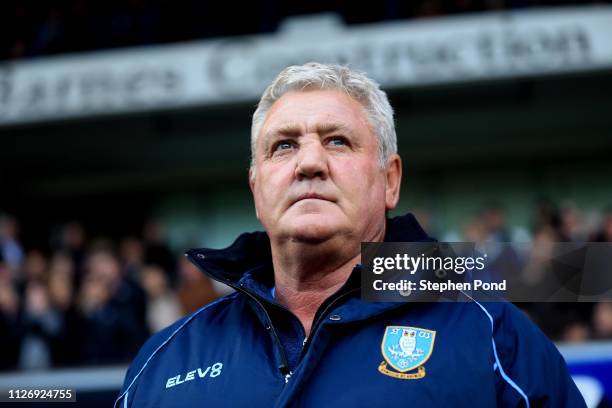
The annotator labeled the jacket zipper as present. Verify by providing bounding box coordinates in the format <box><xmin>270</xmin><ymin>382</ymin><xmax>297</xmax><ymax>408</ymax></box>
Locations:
<box><xmin>188</xmin><ymin>253</ymin><xmax>362</xmax><ymax>383</ymax></box>
<box><xmin>239</xmin><ymin>284</ymin><xmax>293</xmax><ymax>381</ymax></box>
<box><xmin>299</xmin><ymin>287</ymin><xmax>360</xmax><ymax>361</ymax></box>
<box><xmin>186</xmin><ymin>254</ymin><xmax>292</xmax><ymax>382</ymax></box>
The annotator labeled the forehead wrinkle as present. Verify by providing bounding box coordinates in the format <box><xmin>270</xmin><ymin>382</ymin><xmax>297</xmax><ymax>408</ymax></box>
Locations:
<box><xmin>263</xmin><ymin>122</ymin><xmax>302</xmax><ymax>140</ymax></box>
<box><xmin>315</xmin><ymin>122</ymin><xmax>352</xmax><ymax>136</ymax></box>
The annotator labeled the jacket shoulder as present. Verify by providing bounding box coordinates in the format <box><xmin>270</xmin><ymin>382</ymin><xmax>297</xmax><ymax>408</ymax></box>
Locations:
<box><xmin>471</xmin><ymin>301</ymin><xmax>585</xmax><ymax>407</ymax></box>
<box><xmin>116</xmin><ymin>293</ymin><xmax>240</xmax><ymax>405</ymax></box>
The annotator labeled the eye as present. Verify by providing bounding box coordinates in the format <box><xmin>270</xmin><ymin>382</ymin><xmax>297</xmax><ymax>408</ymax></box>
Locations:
<box><xmin>272</xmin><ymin>140</ymin><xmax>295</xmax><ymax>154</ymax></box>
<box><xmin>327</xmin><ymin>136</ymin><xmax>348</xmax><ymax>147</ymax></box>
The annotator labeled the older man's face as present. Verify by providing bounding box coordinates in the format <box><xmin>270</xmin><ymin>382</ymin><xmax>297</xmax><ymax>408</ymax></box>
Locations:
<box><xmin>250</xmin><ymin>89</ymin><xmax>400</xmax><ymax>246</ymax></box>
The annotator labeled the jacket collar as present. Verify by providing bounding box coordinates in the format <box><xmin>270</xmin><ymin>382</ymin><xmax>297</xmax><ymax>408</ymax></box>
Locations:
<box><xmin>186</xmin><ymin>212</ymin><xmax>433</xmax><ymax>288</ymax></box>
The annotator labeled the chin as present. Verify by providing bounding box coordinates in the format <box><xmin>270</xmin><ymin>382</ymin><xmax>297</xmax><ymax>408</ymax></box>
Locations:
<box><xmin>285</xmin><ymin>214</ymin><xmax>343</xmax><ymax>243</ymax></box>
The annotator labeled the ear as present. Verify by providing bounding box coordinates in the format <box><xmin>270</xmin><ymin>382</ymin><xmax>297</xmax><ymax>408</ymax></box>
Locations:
<box><xmin>384</xmin><ymin>154</ymin><xmax>402</xmax><ymax>210</ymax></box>
<box><xmin>248</xmin><ymin>168</ymin><xmax>260</xmax><ymax>220</ymax></box>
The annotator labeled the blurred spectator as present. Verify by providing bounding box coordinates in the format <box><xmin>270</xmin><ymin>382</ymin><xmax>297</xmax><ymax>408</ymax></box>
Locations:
<box><xmin>46</xmin><ymin>251</ymin><xmax>81</xmax><ymax>366</ymax></box>
<box><xmin>77</xmin><ymin>249</ymin><xmax>148</xmax><ymax>365</ymax></box>
<box><xmin>561</xmin><ymin>321</ymin><xmax>591</xmax><ymax>343</ymax></box>
<box><xmin>18</xmin><ymin>281</ymin><xmax>63</xmax><ymax>370</ymax></box>
<box><xmin>593</xmin><ymin>302</ymin><xmax>612</xmax><ymax>339</ymax></box>
<box><xmin>141</xmin><ymin>265</ymin><xmax>181</xmax><ymax>333</ymax></box>
<box><xmin>22</xmin><ymin>249</ymin><xmax>48</xmax><ymax>284</ymax></box>
<box><xmin>463</xmin><ymin>217</ymin><xmax>487</xmax><ymax>242</ymax></box>
<box><xmin>47</xmin><ymin>252</ymin><xmax>75</xmax><ymax>311</ymax></box>
<box><xmin>0</xmin><ymin>214</ymin><xmax>25</xmax><ymax>279</ymax></box>
<box><xmin>560</xmin><ymin>204</ymin><xmax>588</xmax><ymax>242</ymax></box>
<box><xmin>482</xmin><ymin>203</ymin><xmax>511</xmax><ymax>242</ymax></box>
<box><xmin>143</xmin><ymin>219</ymin><xmax>176</xmax><ymax>285</ymax></box>
<box><xmin>120</xmin><ymin>237</ymin><xmax>145</xmax><ymax>281</ymax></box>
<box><xmin>593</xmin><ymin>207</ymin><xmax>612</xmax><ymax>242</ymax></box>
<box><xmin>0</xmin><ymin>253</ymin><xmax>21</xmax><ymax>370</ymax></box>
<box><xmin>51</xmin><ymin>222</ymin><xmax>87</xmax><ymax>286</ymax></box>
<box><xmin>534</xmin><ymin>198</ymin><xmax>562</xmax><ymax>236</ymax></box>
<box><xmin>177</xmin><ymin>257</ymin><xmax>218</xmax><ymax>315</ymax></box>
<box><xmin>521</xmin><ymin>225</ymin><xmax>558</xmax><ymax>286</ymax></box>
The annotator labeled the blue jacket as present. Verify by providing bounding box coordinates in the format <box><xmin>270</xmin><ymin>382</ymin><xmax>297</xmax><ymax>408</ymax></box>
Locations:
<box><xmin>117</xmin><ymin>214</ymin><xmax>585</xmax><ymax>407</ymax></box>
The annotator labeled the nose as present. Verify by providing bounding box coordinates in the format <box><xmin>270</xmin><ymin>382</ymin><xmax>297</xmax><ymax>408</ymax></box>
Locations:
<box><xmin>295</xmin><ymin>139</ymin><xmax>329</xmax><ymax>181</ymax></box>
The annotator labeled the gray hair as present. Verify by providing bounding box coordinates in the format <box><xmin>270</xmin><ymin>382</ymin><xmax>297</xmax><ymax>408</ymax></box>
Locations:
<box><xmin>250</xmin><ymin>62</ymin><xmax>396</xmax><ymax>174</ymax></box>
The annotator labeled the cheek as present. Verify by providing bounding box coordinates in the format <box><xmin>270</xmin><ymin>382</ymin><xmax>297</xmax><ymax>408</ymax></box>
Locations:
<box><xmin>254</xmin><ymin>163</ymin><xmax>293</xmax><ymax>206</ymax></box>
<box><xmin>360</xmin><ymin>183</ymin><xmax>387</xmax><ymax>215</ymax></box>
<box><xmin>336</xmin><ymin>161</ymin><xmax>386</xmax><ymax>207</ymax></box>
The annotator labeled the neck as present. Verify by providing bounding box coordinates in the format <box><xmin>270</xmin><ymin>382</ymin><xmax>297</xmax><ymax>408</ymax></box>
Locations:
<box><xmin>272</xmin><ymin>248</ymin><xmax>359</xmax><ymax>336</ymax></box>
<box><xmin>270</xmin><ymin>227</ymin><xmax>385</xmax><ymax>336</ymax></box>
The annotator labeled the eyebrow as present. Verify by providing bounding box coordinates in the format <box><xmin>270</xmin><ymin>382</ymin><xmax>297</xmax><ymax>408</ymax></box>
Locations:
<box><xmin>262</xmin><ymin>123</ymin><xmax>301</xmax><ymax>153</ymax></box>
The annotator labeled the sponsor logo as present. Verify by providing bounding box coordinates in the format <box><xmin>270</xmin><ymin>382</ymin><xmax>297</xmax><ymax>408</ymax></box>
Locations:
<box><xmin>165</xmin><ymin>362</ymin><xmax>223</xmax><ymax>389</ymax></box>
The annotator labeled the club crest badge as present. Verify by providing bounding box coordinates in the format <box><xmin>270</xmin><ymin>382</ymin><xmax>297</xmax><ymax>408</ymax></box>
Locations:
<box><xmin>378</xmin><ymin>326</ymin><xmax>436</xmax><ymax>380</ymax></box>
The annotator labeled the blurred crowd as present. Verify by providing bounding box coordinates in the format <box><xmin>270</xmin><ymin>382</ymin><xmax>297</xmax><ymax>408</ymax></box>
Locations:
<box><xmin>0</xmin><ymin>217</ymin><xmax>219</xmax><ymax>371</ymax></box>
<box><xmin>2</xmin><ymin>0</ymin><xmax>610</xmax><ymax>61</ymax></box>
<box><xmin>1</xmin><ymin>200</ymin><xmax>612</xmax><ymax>372</ymax></box>
<box><xmin>428</xmin><ymin>200</ymin><xmax>612</xmax><ymax>344</ymax></box>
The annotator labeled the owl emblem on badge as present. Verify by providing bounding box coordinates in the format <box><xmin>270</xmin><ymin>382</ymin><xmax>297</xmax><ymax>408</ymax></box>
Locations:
<box><xmin>399</xmin><ymin>329</ymin><xmax>416</xmax><ymax>357</ymax></box>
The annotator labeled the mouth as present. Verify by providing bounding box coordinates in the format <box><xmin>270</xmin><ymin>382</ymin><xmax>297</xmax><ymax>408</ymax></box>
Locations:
<box><xmin>291</xmin><ymin>193</ymin><xmax>335</xmax><ymax>206</ymax></box>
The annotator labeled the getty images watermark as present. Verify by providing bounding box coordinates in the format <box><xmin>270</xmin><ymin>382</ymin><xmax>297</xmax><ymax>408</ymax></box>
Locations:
<box><xmin>361</xmin><ymin>242</ymin><xmax>612</xmax><ymax>302</ymax></box>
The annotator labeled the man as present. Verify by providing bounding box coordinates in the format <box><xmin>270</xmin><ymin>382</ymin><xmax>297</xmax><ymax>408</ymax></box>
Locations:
<box><xmin>116</xmin><ymin>63</ymin><xmax>585</xmax><ymax>407</ymax></box>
